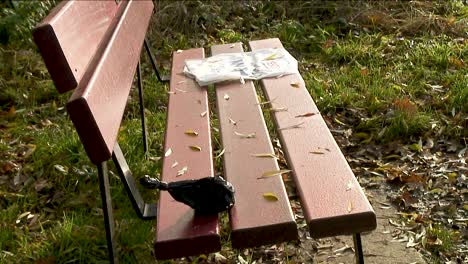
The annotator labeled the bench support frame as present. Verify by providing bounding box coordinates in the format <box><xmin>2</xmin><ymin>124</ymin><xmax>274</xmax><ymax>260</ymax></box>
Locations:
<box><xmin>353</xmin><ymin>233</ymin><xmax>364</xmax><ymax>264</ymax></box>
<box><xmin>97</xmin><ymin>161</ymin><xmax>118</xmax><ymax>264</ymax></box>
<box><xmin>137</xmin><ymin>40</ymin><xmax>169</xmax><ymax>153</ymax></box>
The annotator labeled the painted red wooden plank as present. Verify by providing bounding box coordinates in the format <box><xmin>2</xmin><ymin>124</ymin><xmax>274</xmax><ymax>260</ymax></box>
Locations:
<box><xmin>33</xmin><ymin>0</ymin><xmax>122</xmax><ymax>93</ymax></box>
<box><xmin>211</xmin><ymin>43</ymin><xmax>297</xmax><ymax>249</ymax></box>
<box><xmin>249</xmin><ymin>38</ymin><xmax>377</xmax><ymax>238</ymax></box>
<box><xmin>66</xmin><ymin>0</ymin><xmax>153</xmax><ymax>164</ymax></box>
<box><xmin>154</xmin><ymin>48</ymin><xmax>220</xmax><ymax>259</ymax></box>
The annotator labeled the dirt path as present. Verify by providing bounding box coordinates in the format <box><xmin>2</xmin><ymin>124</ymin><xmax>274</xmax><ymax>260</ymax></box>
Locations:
<box><xmin>305</xmin><ymin>189</ymin><xmax>426</xmax><ymax>264</ymax></box>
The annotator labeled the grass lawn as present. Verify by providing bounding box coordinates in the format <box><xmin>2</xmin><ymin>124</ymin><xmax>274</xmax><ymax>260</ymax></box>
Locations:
<box><xmin>0</xmin><ymin>1</ymin><xmax>466</xmax><ymax>263</ymax></box>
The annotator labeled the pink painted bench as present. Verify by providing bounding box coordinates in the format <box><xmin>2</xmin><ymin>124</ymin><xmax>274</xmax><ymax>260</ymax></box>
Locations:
<box><xmin>33</xmin><ymin>1</ymin><xmax>377</xmax><ymax>263</ymax></box>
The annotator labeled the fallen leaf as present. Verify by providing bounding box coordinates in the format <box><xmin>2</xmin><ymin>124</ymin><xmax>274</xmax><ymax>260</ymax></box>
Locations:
<box><xmin>309</xmin><ymin>151</ymin><xmax>325</xmax><ymax>155</ymax></box>
<box><xmin>347</xmin><ymin>201</ymin><xmax>354</xmax><ymax>213</ymax></box>
<box><xmin>171</xmin><ymin>161</ymin><xmax>178</xmax><ymax>168</ymax></box>
<box><xmin>189</xmin><ymin>145</ymin><xmax>202</xmax><ymax>151</ymax></box>
<box><xmin>346</xmin><ymin>180</ymin><xmax>353</xmax><ymax>191</ymax></box>
<box><xmin>184</xmin><ymin>130</ymin><xmax>198</xmax><ymax>136</ymax></box>
<box><xmin>175</xmin><ymin>88</ymin><xmax>187</xmax><ymax>93</ymax></box>
<box><xmin>165</xmin><ymin>148</ymin><xmax>172</xmax><ymax>157</ymax></box>
<box><xmin>54</xmin><ymin>164</ymin><xmax>68</xmax><ymax>174</ymax></box>
<box><xmin>224</xmin><ymin>94</ymin><xmax>230</xmax><ymax>100</ymax></box>
<box><xmin>269</xmin><ymin>107</ymin><xmax>288</xmax><ymax>112</ymax></box>
<box><xmin>334</xmin><ymin>118</ymin><xmax>346</xmax><ymax>126</ymax></box>
<box><xmin>177</xmin><ymin>81</ymin><xmax>186</xmax><ymax>84</ymax></box>
<box><xmin>295</xmin><ymin>112</ymin><xmax>317</xmax><ymax>118</ymax></box>
<box><xmin>360</xmin><ymin>68</ymin><xmax>369</xmax><ymax>76</ymax></box>
<box><xmin>177</xmin><ymin>166</ymin><xmax>188</xmax><ymax>176</ymax></box>
<box><xmin>200</xmin><ymin>111</ymin><xmax>207</xmax><ymax>117</ymax></box>
<box><xmin>261</xmin><ymin>169</ymin><xmax>292</xmax><ymax>178</ymax></box>
<box><xmin>250</xmin><ymin>153</ymin><xmax>278</xmax><ymax>159</ymax></box>
<box><xmin>263</xmin><ymin>192</ymin><xmax>279</xmax><ymax>201</ymax></box>
<box><xmin>229</xmin><ymin>118</ymin><xmax>237</xmax><ymax>125</ymax></box>
<box><xmin>264</xmin><ymin>53</ymin><xmax>278</xmax><ymax>60</ymax></box>
<box><xmin>234</xmin><ymin>131</ymin><xmax>256</xmax><ymax>138</ymax></box>
<box><xmin>176</xmin><ymin>49</ymin><xmax>183</xmax><ymax>53</ymax></box>
<box><xmin>290</xmin><ymin>81</ymin><xmax>300</xmax><ymax>88</ymax></box>
<box><xmin>278</xmin><ymin>121</ymin><xmax>305</xmax><ymax>130</ymax></box>
<box><xmin>229</xmin><ymin>44</ymin><xmax>236</xmax><ymax>48</ymax></box>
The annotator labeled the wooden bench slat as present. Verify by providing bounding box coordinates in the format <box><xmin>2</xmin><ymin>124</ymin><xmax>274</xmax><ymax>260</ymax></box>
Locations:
<box><xmin>66</xmin><ymin>1</ymin><xmax>153</xmax><ymax>165</ymax></box>
<box><xmin>33</xmin><ymin>0</ymin><xmax>121</xmax><ymax>93</ymax></box>
<box><xmin>249</xmin><ymin>38</ymin><xmax>377</xmax><ymax>238</ymax></box>
<box><xmin>154</xmin><ymin>48</ymin><xmax>220</xmax><ymax>260</ymax></box>
<box><xmin>211</xmin><ymin>43</ymin><xmax>297</xmax><ymax>248</ymax></box>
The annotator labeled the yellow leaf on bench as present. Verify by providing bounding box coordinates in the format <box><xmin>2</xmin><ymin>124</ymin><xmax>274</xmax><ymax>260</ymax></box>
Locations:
<box><xmin>189</xmin><ymin>145</ymin><xmax>202</xmax><ymax>151</ymax></box>
<box><xmin>263</xmin><ymin>192</ymin><xmax>279</xmax><ymax>201</ymax></box>
<box><xmin>184</xmin><ymin>130</ymin><xmax>199</xmax><ymax>136</ymax></box>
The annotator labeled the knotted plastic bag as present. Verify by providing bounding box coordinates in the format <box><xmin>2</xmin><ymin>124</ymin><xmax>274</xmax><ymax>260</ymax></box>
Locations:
<box><xmin>141</xmin><ymin>175</ymin><xmax>235</xmax><ymax>215</ymax></box>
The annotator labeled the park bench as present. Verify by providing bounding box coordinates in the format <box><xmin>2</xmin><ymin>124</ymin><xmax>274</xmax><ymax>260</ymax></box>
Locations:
<box><xmin>33</xmin><ymin>1</ymin><xmax>377</xmax><ymax>263</ymax></box>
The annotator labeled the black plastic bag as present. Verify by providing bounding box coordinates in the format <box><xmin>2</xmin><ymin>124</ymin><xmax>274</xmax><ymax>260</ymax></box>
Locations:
<box><xmin>141</xmin><ymin>175</ymin><xmax>235</xmax><ymax>215</ymax></box>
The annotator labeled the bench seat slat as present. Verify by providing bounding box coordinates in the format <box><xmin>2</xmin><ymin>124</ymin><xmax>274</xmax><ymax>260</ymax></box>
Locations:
<box><xmin>33</xmin><ymin>0</ymin><xmax>121</xmax><ymax>93</ymax></box>
<box><xmin>154</xmin><ymin>48</ymin><xmax>220</xmax><ymax>260</ymax></box>
<box><xmin>211</xmin><ymin>43</ymin><xmax>297</xmax><ymax>249</ymax></box>
<box><xmin>249</xmin><ymin>38</ymin><xmax>377</xmax><ymax>238</ymax></box>
<box><xmin>66</xmin><ymin>0</ymin><xmax>153</xmax><ymax>164</ymax></box>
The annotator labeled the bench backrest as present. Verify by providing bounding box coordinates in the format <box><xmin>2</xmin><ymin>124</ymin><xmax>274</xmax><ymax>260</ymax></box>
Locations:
<box><xmin>33</xmin><ymin>0</ymin><xmax>154</xmax><ymax>164</ymax></box>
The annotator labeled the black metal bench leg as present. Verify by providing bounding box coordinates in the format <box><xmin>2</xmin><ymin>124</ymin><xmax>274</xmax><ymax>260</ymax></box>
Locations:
<box><xmin>353</xmin><ymin>233</ymin><xmax>364</xmax><ymax>264</ymax></box>
<box><xmin>97</xmin><ymin>162</ymin><xmax>118</xmax><ymax>264</ymax></box>
<box><xmin>144</xmin><ymin>38</ymin><xmax>169</xmax><ymax>82</ymax></box>
<box><xmin>112</xmin><ymin>143</ymin><xmax>157</xmax><ymax>220</ymax></box>
<box><xmin>136</xmin><ymin>61</ymin><xmax>148</xmax><ymax>154</ymax></box>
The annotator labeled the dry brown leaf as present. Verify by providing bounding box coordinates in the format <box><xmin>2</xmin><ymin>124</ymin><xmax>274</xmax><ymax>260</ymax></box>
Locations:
<box><xmin>250</xmin><ymin>153</ymin><xmax>278</xmax><ymax>159</ymax></box>
<box><xmin>184</xmin><ymin>130</ymin><xmax>199</xmax><ymax>136</ymax></box>
<box><xmin>234</xmin><ymin>131</ymin><xmax>256</xmax><ymax>138</ymax></box>
<box><xmin>290</xmin><ymin>81</ymin><xmax>300</xmax><ymax>88</ymax></box>
<box><xmin>263</xmin><ymin>192</ymin><xmax>279</xmax><ymax>201</ymax></box>
<box><xmin>200</xmin><ymin>111</ymin><xmax>207</xmax><ymax>117</ymax></box>
<box><xmin>295</xmin><ymin>112</ymin><xmax>317</xmax><ymax>118</ymax></box>
<box><xmin>189</xmin><ymin>145</ymin><xmax>202</xmax><ymax>151</ymax></box>
<box><xmin>309</xmin><ymin>151</ymin><xmax>325</xmax><ymax>155</ymax></box>
<box><xmin>171</xmin><ymin>161</ymin><xmax>179</xmax><ymax>168</ymax></box>
<box><xmin>224</xmin><ymin>94</ymin><xmax>230</xmax><ymax>100</ymax></box>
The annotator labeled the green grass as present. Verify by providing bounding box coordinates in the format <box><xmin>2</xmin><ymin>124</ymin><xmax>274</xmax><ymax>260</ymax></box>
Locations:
<box><xmin>1</xmin><ymin>0</ymin><xmax>467</xmax><ymax>263</ymax></box>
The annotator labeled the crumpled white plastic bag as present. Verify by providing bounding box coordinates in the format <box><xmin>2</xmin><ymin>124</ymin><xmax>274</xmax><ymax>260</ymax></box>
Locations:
<box><xmin>183</xmin><ymin>48</ymin><xmax>298</xmax><ymax>86</ymax></box>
